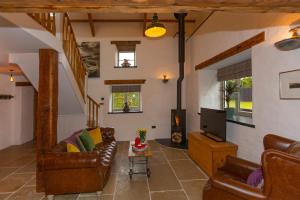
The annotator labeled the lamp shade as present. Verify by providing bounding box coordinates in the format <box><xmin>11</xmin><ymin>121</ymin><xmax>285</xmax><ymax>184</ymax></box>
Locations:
<box><xmin>145</xmin><ymin>14</ymin><xmax>166</xmax><ymax>38</ymax></box>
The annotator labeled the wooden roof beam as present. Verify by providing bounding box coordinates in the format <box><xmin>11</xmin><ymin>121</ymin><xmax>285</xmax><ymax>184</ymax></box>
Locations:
<box><xmin>0</xmin><ymin>1</ymin><xmax>300</xmax><ymax>13</ymax></box>
<box><xmin>70</xmin><ymin>19</ymin><xmax>196</xmax><ymax>23</ymax></box>
<box><xmin>87</xmin><ymin>13</ymin><xmax>96</xmax><ymax>37</ymax></box>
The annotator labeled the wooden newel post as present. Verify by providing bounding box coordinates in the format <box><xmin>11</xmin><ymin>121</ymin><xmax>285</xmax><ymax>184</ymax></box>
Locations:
<box><xmin>36</xmin><ymin>49</ymin><xmax>58</xmax><ymax>192</ymax></box>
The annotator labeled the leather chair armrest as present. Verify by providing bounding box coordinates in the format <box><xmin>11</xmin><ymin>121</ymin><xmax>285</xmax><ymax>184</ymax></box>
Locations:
<box><xmin>101</xmin><ymin>127</ymin><xmax>115</xmax><ymax>142</ymax></box>
<box><xmin>41</xmin><ymin>152</ymin><xmax>101</xmax><ymax>170</ymax></box>
<box><xmin>263</xmin><ymin>134</ymin><xmax>295</xmax><ymax>152</ymax></box>
<box><xmin>211</xmin><ymin>175</ymin><xmax>267</xmax><ymax>200</ymax></box>
<box><xmin>219</xmin><ymin>156</ymin><xmax>261</xmax><ymax>180</ymax></box>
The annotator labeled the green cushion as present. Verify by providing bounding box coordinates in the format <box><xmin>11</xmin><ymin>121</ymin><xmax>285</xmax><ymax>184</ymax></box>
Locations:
<box><xmin>79</xmin><ymin>129</ymin><xmax>95</xmax><ymax>151</ymax></box>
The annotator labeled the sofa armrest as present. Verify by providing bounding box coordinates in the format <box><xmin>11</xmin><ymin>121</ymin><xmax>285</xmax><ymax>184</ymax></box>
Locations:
<box><xmin>219</xmin><ymin>156</ymin><xmax>261</xmax><ymax>180</ymax></box>
<box><xmin>40</xmin><ymin>152</ymin><xmax>101</xmax><ymax>170</ymax></box>
<box><xmin>101</xmin><ymin>127</ymin><xmax>115</xmax><ymax>142</ymax></box>
<box><xmin>210</xmin><ymin>174</ymin><xmax>266</xmax><ymax>200</ymax></box>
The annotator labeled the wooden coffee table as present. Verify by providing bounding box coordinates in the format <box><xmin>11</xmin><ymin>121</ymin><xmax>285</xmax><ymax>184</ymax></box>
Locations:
<box><xmin>128</xmin><ymin>141</ymin><xmax>152</xmax><ymax>179</ymax></box>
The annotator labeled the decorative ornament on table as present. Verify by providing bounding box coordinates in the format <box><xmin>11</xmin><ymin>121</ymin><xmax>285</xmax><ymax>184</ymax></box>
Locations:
<box><xmin>138</xmin><ymin>128</ymin><xmax>147</xmax><ymax>143</ymax></box>
<box><xmin>132</xmin><ymin>136</ymin><xmax>147</xmax><ymax>152</ymax></box>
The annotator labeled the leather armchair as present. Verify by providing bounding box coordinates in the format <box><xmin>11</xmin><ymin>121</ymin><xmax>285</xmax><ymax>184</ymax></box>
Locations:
<box><xmin>203</xmin><ymin>134</ymin><xmax>300</xmax><ymax>200</ymax></box>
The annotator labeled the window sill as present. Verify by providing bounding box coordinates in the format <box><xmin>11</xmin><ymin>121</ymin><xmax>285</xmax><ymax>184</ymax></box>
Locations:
<box><xmin>114</xmin><ymin>66</ymin><xmax>137</xmax><ymax>68</ymax></box>
<box><xmin>108</xmin><ymin>111</ymin><xmax>143</xmax><ymax>114</ymax></box>
<box><xmin>227</xmin><ymin>115</ymin><xmax>255</xmax><ymax>128</ymax></box>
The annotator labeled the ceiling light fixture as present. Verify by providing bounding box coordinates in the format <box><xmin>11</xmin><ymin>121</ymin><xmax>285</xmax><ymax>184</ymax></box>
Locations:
<box><xmin>275</xmin><ymin>26</ymin><xmax>300</xmax><ymax>51</ymax></box>
<box><xmin>145</xmin><ymin>13</ymin><xmax>166</xmax><ymax>38</ymax></box>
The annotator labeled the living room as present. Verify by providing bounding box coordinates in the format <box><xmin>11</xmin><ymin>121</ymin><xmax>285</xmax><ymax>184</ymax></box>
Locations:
<box><xmin>0</xmin><ymin>1</ymin><xmax>300</xmax><ymax>200</ymax></box>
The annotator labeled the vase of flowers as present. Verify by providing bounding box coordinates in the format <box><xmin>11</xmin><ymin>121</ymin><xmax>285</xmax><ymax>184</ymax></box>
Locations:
<box><xmin>138</xmin><ymin>128</ymin><xmax>147</xmax><ymax>143</ymax></box>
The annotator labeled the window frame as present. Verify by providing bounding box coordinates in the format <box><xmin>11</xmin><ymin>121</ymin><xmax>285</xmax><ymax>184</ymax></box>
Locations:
<box><xmin>115</xmin><ymin>50</ymin><xmax>137</xmax><ymax>68</ymax></box>
<box><xmin>222</xmin><ymin>77</ymin><xmax>253</xmax><ymax>118</ymax></box>
<box><xmin>110</xmin><ymin>86</ymin><xmax>142</xmax><ymax>113</ymax></box>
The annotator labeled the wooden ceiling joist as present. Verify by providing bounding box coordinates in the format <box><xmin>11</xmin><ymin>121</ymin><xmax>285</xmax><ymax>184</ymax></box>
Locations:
<box><xmin>15</xmin><ymin>82</ymin><xmax>32</xmax><ymax>86</ymax></box>
<box><xmin>70</xmin><ymin>19</ymin><xmax>196</xmax><ymax>23</ymax></box>
<box><xmin>143</xmin><ymin>13</ymin><xmax>147</xmax><ymax>37</ymax></box>
<box><xmin>195</xmin><ymin>32</ymin><xmax>265</xmax><ymax>70</ymax></box>
<box><xmin>0</xmin><ymin>1</ymin><xmax>300</xmax><ymax>13</ymax></box>
<box><xmin>87</xmin><ymin>13</ymin><xmax>96</xmax><ymax>37</ymax></box>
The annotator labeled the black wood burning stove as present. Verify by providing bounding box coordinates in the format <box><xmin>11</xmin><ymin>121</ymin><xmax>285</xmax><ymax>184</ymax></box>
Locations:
<box><xmin>156</xmin><ymin>13</ymin><xmax>188</xmax><ymax>149</ymax></box>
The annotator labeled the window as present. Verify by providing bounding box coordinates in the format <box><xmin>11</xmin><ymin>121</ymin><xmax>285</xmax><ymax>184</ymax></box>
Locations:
<box><xmin>111</xmin><ymin>85</ymin><xmax>141</xmax><ymax>113</ymax></box>
<box><xmin>111</xmin><ymin>41</ymin><xmax>140</xmax><ymax>68</ymax></box>
<box><xmin>117</xmin><ymin>51</ymin><xmax>136</xmax><ymax>67</ymax></box>
<box><xmin>223</xmin><ymin>76</ymin><xmax>252</xmax><ymax>116</ymax></box>
<box><xmin>218</xmin><ymin>59</ymin><xmax>252</xmax><ymax>117</ymax></box>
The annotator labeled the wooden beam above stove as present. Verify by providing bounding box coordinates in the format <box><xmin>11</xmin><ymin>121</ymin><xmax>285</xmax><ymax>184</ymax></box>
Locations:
<box><xmin>1</xmin><ymin>0</ymin><xmax>299</xmax><ymax>13</ymax></box>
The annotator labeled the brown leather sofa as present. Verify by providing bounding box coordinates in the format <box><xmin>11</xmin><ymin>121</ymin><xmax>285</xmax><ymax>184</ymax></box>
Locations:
<box><xmin>203</xmin><ymin>134</ymin><xmax>300</xmax><ymax>200</ymax></box>
<box><xmin>40</xmin><ymin>127</ymin><xmax>117</xmax><ymax>199</ymax></box>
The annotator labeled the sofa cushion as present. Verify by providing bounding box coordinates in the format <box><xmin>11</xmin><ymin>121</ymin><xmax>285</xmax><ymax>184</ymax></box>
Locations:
<box><xmin>80</xmin><ymin>129</ymin><xmax>96</xmax><ymax>151</ymax></box>
<box><xmin>67</xmin><ymin>143</ymin><xmax>80</xmax><ymax>152</ymax></box>
<box><xmin>89</xmin><ymin>127</ymin><xmax>103</xmax><ymax>144</ymax></box>
<box><xmin>64</xmin><ymin>133</ymin><xmax>80</xmax><ymax>150</ymax></box>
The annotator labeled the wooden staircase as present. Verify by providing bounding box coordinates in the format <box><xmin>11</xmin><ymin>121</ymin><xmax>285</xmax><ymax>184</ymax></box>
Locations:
<box><xmin>87</xmin><ymin>95</ymin><xmax>103</xmax><ymax>128</ymax></box>
<box><xmin>28</xmin><ymin>13</ymin><xmax>101</xmax><ymax>128</ymax></box>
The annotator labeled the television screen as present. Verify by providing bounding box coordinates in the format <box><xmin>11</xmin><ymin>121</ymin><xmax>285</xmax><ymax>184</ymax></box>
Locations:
<box><xmin>200</xmin><ymin>108</ymin><xmax>226</xmax><ymax>142</ymax></box>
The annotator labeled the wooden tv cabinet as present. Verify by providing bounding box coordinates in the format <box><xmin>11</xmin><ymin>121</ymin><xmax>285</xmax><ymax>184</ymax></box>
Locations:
<box><xmin>188</xmin><ymin>132</ymin><xmax>238</xmax><ymax>177</ymax></box>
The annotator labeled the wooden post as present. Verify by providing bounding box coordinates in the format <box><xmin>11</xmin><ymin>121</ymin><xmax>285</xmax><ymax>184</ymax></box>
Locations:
<box><xmin>36</xmin><ymin>49</ymin><xmax>58</xmax><ymax>192</ymax></box>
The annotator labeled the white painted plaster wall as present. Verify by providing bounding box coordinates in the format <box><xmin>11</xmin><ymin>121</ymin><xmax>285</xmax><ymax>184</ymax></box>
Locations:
<box><xmin>0</xmin><ymin>74</ymin><xmax>34</xmax><ymax>150</ymax></box>
<box><xmin>187</xmin><ymin>12</ymin><xmax>300</xmax><ymax>163</ymax></box>
<box><xmin>72</xmin><ymin>22</ymin><xmax>188</xmax><ymax>141</ymax></box>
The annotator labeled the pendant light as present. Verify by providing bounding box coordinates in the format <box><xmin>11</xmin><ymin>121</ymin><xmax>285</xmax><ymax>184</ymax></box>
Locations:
<box><xmin>275</xmin><ymin>26</ymin><xmax>300</xmax><ymax>51</ymax></box>
<box><xmin>9</xmin><ymin>70</ymin><xmax>14</xmax><ymax>82</ymax></box>
<box><xmin>145</xmin><ymin>13</ymin><xmax>166</xmax><ymax>38</ymax></box>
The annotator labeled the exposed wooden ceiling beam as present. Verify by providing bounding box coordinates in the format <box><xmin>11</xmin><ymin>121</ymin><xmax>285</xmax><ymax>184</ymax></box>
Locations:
<box><xmin>186</xmin><ymin>11</ymin><xmax>215</xmax><ymax>41</ymax></box>
<box><xmin>70</xmin><ymin>19</ymin><xmax>196</xmax><ymax>23</ymax></box>
<box><xmin>15</xmin><ymin>82</ymin><xmax>32</xmax><ymax>86</ymax></box>
<box><xmin>87</xmin><ymin>13</ymin><xmax>96</xmax><ymax>37</ymax></box>
<box><xmin>195</xmin><ymin>32</ymin><xmax>265</xmax><ymax>70</ymax></box>
<box><xmin>0</xmin><ymin>1</ymin><xmax>300</xmax><ymax>13</ymax></box>
<box><xmin>143</xmin><ymin>13</ymin><xmax>147</xmax><ymax>37</ymax></box>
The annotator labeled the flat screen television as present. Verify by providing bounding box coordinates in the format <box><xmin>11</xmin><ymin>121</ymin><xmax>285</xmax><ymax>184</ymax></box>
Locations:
<box><xmin>200</xmin><ymin>108</ymin><xmax>226</xmax><ymax>142</ymax></box>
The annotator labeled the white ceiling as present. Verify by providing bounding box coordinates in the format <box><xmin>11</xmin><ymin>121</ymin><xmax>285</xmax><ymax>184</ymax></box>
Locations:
<box><xmin>0</xmin><ymin>16</ymin><xmax>50</xmax><ymax>65</ymax></box>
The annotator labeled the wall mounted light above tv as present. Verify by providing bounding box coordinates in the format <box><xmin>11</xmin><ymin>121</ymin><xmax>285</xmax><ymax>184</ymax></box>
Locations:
<box><xmin>200</xmin><ymin>108</ymin><xmax>226</xmax><ymax>142</ymax></box>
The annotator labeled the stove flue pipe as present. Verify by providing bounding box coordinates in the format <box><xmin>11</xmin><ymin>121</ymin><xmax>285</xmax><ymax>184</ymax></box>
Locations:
<box><xmin>174</xmin><ymin>13</ymin><xmax>187</xmax><ymax>111</ymax></box>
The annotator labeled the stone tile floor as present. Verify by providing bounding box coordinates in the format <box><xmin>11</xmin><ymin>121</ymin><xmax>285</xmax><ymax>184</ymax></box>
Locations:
<box><xmin>0</xmin><ymin>140</ymin><xmax>208</xmax><ymax>200</ymax></box>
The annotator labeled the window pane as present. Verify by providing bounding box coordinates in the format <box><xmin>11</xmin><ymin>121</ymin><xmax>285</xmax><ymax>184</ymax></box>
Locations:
<box><xmin>225</xmin><ymin>80</ymin><xmax>238</xmax><ymax>108</ymax></box>
<box><xmin>112</xmin><ymin>92</ymin><xmax>126</xmax><ymax>111</ymax></box>
<box><xmin>127</xmin><ymin>92</ymin><xmax>140</xmax><ymax>111</ymax></box>
<box><xmin>239</xmin><ymin>77</ymin><xmax>252</xmax><ymax>111</ymax></box>
<box><xmin>119</xmin><ymin>52</ymin><xmax>135</xmax><ymax>60</ymax></box>
<box><xmin>118</xmin><ymin>52</ymin><xmax>135</xmax><ymax>67</ymax></box>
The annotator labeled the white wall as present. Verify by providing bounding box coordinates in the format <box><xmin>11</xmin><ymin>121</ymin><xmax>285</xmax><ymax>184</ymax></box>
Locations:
<box><xmin>187</xmin><ymin>12</ymin><xmax>300</xmax><ymax>163</ymax></box>
<box><xmin>0</xmin><ymin>74</ymin><xmax>34</xmax><ymax>150</ymax></box>
<box><xmin>72</xmin><ymin>22</ymin><xmax>188</xmax><ymax>141</ymax></box>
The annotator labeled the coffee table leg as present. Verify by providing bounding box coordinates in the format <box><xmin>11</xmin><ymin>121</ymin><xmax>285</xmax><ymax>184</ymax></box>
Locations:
<box><xmin>129</xmin><ymin>157</ymin><xmax>133</xmax><ymax>180</ymax></box>
<box><xmin>146</xmin><ymin>157</ymin><xmax>151</xmax><ymax>178</ymax></box>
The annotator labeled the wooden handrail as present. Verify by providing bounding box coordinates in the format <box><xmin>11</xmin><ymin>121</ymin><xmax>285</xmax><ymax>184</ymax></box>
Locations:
<box><xmin>87</xmin><ymin>95</ymin><xmax>103</xmax><ymax>128</ymax></box>
<box><xmin>28</xmin><ymin>13</ymin><xmax>56</xmax><ymax>36</ymax></box>
<box><xmin>28</xmin><ymin>13</ymin><xmax>86</xmax><ymax>99</ymax></box>
<box><xmin>62</xmin><ymin>13</ymin><xmax>86</xmax><ymax>98</ymax></box>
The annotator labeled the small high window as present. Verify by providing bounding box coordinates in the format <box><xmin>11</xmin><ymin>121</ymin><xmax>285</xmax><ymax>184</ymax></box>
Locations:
<box><xmin>111</xmin><ymin>41</ymin><xmax>140</xmax><ymax>68</ymax></box>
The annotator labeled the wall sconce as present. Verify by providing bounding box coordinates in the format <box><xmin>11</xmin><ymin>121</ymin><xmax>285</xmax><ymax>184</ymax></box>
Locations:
<box><xmin>275</xmin><ymin>26</ymin><xmax>300</xmax><ymax>51</ymax></box>
<box><xmin>162</xmin><ymin>75</ymin><xmax>169</xmax><ymax>83</ymax></box>
<box><xmin>9</xmin><ymin>70</ymin><xmax>14</xmax><ymax>82</ymax></box>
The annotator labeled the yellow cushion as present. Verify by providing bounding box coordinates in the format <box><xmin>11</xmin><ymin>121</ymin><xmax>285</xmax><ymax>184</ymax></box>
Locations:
<box><xmin>88</xmin><ymin>127</ymin><xmax>103</xmax><ymax>145</ymax></box>
<box><xmin>67</xmin><ymin>143</ymin><xmax>80</xmax><ymax>152</ymax></box>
